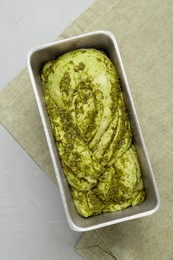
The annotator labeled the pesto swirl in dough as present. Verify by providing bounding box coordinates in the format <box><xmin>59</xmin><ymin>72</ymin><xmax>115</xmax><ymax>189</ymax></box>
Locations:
<box><xmin>41</xmin><ymin>49</ymin><xmax>145</xmax><ymax>217</ymax></box>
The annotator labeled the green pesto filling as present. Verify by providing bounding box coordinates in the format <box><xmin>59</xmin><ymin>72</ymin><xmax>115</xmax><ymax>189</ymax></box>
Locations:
<box><xmin>41</xmin><ymin>48</ymin><xmax>145</xmax><ymax>217</ymax></box>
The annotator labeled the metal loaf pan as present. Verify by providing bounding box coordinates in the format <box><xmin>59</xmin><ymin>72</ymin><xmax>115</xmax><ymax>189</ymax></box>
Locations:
<box><xmin>27</xmin><ymin>31</ymin><xmax>160</xmax><ymax>231</ymax></box>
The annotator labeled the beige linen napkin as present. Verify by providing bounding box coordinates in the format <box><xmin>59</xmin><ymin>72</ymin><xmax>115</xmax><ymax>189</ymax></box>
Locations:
<box><xmin>0</xmin><ymin>68</ymin><xmax>57</xmax><ymax>183</ymax></box>
<box><xmin>0</xmin><ymin>0</ymin><xmax>173</xmax><ymax>259</ymax></box>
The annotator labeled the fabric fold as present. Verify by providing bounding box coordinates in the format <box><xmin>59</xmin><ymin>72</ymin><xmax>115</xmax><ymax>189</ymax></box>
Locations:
<box><xmin>75</xmin><ymin>230</ymin><xmax>117</xmax><ymax>260</ymax></box>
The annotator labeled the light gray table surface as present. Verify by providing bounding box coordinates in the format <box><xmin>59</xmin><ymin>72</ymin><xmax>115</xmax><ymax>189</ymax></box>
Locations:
<box><xmin>0</xmin><ymin>1</ymin><xmax>94</xmax><ymax>259</ymax></box>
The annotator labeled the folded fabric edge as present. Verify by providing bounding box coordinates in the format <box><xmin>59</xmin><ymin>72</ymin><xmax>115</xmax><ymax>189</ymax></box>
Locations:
<box><xmin>75</xmin><ymin>230</ymin><xmax>117</xmax><ymax>260</ymax></box>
